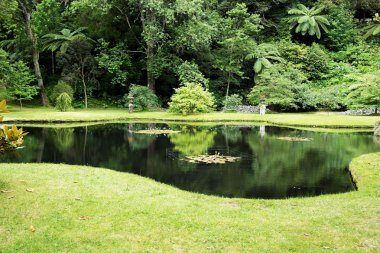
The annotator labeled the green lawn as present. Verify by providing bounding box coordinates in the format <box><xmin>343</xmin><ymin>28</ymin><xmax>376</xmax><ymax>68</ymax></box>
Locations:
<box><xmin>3</xmin><ymin>107</ymin><xmax>380</xmax><ymax>128</ymax></box>
<box><xmin>0</xmin><ymin>153</ymin><xmax>379</xmax><ymax>252</ymax></box>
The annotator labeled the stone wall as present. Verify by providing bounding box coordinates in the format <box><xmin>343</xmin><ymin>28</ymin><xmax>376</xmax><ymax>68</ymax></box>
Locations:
<box><xmin>337</xmin><ymin>108</ymin><xmax>380</xmax><ymax>116</ymax></box>
<box><xmin>236</xmin><ymin>105</ymin><xmax>270</xmax><ymax>114</ymax></box>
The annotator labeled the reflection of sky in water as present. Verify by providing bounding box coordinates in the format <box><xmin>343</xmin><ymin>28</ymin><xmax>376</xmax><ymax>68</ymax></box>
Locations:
<box><xmin>1</xmin><ymin>123</ymin><xmax>379</xmax><ymax>199</ymax></box>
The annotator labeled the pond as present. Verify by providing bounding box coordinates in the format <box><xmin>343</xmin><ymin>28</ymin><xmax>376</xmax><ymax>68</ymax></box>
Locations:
<box><xmin>1</xmin><ymin>123</ymin><xmax>379</xmax><ymax>199</ymax></box>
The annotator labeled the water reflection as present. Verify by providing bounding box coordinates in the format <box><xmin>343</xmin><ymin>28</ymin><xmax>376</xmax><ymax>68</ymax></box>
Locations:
<box><xmin>169</xmin><ymin>128</ymin><xmax>216</xmax><ymax>155</ymax></box>
<box><xmin>1</xmin><ymin>123</ymin><xmax>378</xmax><ymax>199</ymax></box>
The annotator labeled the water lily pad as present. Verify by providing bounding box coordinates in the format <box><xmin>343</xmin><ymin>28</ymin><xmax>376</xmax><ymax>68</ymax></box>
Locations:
<box><xmin>181</xmin><ymin>153</ymin><xmax>241</xmax><ymax>164</ymax></box>
<box><xmin>131</xmin><ymin>129</ymin><xmax>180</xmax><ymax>135</ymax></box>
<box><xmin>277</xmin><ymin>137</ymin><xmax>312</xmax><ymax>142</ymax></box>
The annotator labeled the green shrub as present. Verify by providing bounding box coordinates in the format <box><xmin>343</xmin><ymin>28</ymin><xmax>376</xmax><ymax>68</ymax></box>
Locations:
<box><xmin>55</xmin><ymin>92</ymin><xmax>73</xmax><ymax>112</ymax></box>
<box><xmin>345</xmin><ymin>71</ymin><xmax>380</xmax><ymax>110</ymax></box>
<box><xmin>125</xmin><ymin>85</ymin><xmax>160</xmax><ymax>111</ymax></box>
<box><xmin>49</xmin><ymin>81</ymin><xmax>74</xmax><ymax>105</ymax></box>
<box><xmin>314</xmin><ymin>87</ymin><xmax>343</xmax><ymax>111</ymax></box>
<box><xmin>223</xmin><ymin>94</ymin><xmax>242</xmax><ymax>111</ymax></box>
<box><xmin>168</xmin><ymin>82</ymin><xmax>215</xmax><ymax>115</ymax></box>
<box><xmin>303</xmin><ymin>43</ymin><xmax>330</xmax><ymax>80</ymax></box>
<box><xmin>177</xmin><ymin>61</ymin><xmax>209</xmax><ymax>87</ymax></box>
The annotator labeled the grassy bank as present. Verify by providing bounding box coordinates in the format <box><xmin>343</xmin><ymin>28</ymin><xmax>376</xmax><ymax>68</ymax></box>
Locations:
<box><xmin>0</xmin><ymin>153</ymin><xmax>379</xmax><ymax>252</ymax></box>
<box><xmin>2</xmin><ymin>107</ymin><xmax>380</xmax><ymax>128</ymax></box>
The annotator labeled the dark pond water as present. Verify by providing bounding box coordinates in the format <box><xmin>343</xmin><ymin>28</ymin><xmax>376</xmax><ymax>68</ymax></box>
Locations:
<box><xmin>1</xmin><ymin>123</ymin><xmax>379</xmax><ymax>199</ymax></box>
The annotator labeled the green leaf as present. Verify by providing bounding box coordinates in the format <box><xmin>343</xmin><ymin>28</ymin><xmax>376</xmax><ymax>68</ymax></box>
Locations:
<box><xmin>298</xmin><ymin>16</ymin><xmax>309</xmax><ymax>24</ymax></box>
<box><xmin>295</xmin><ymin>24</ymin><xmax>302</xmax><ymax>33</ymax></box>
<box><xmin>261</xmin><ymin>58</ymin><xmax>272</xmax><ymax>68</ymax></box>
<box><xmin>296</xmin><ymin>4</ymin><xmax>309</xmax><ymax>13</ymax></box>
<box><xmin>301</xmin><ymin>22</ymin><xmax>309</xmax><ymax>32</ymax></box>
<box><xmin>314</xmin><ymin>16</ymin><xmax>330</xmax><ymax>25</ymax></box>
<box><xmin>373</xmin><ymin>25</ymin><xmax>380</xmax><ymax>35</ymax></box>
<box><xmin>309</xmin><ymin>17</ymin><xmax>316</xmax><ymax>27</ymax></box>
<box><xmin>254</xmin><ymin>59</ymin><xmax>262</xmax><ymax>73</ymax></box>
<box><xmin>319</xmin><ymin>23</ymin><xmax>329</xmax><ymax>33</ymax></box>
<box><xmin>315</xmin><ymin>24</ymin><xmax>321</xmax><ymax>39</ymax></box>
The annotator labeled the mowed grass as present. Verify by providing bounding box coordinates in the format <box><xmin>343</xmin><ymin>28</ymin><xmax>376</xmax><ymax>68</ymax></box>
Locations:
<box><xmin>0</xmin><ymin>153</ymin><xmax>379</xmax><ymax>252</ymax></box>
<box><xmin>3</xmin><ymin>107</ymin><xmax>380</xmax><ymax>128</ymax></box>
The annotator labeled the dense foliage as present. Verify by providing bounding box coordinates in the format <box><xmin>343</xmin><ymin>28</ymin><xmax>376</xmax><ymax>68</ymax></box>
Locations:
<box><xmin>48</xmin><ymin>81</ymin><xmax>74</xmax><ymax>105</ymax></box>
<box><xmin>0</xmin><ymin>49</ymin><xmax>39</xmax><ymax>108</ymax></box>
<box><xmin>55</xmin><ymin>92</ymin><xmax>73</xmax><ymax>112</ymax></box>
<box><xmin>0</xmin><ymin>0</ymin><xmax>379</xmax><ymax>112</ymax></box>
<box><xmin>223</xmin><ymin>94</ymin><xmax>243</xmax><ymax>112</ymax></box>
<box><xmin>168</xmin><ymin>83</ymin><xmax>215</xmax><ymax>115</ymax></box>
<box><xmin>126</xmin><ymin>85</ymin><xmax>160</xmax><ymax>111</ymax></box>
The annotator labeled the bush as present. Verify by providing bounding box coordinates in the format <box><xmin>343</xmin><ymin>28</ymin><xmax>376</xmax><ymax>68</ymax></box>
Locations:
<box><xmin>177</xmin><ymin>61</ymin><xmax>209</xmax><ymax>87</ymax></box>
<box><xmin>125</xmin><ymin>85</ymin><xmax>160</xmax><ymax>111</ymax></box>
<box><xmin>278</xmin><ymin>42</ymin><xmax>331</xmax><ymax>81</ymax></box>
<box><xmin>303</xmin><ymin>43</ymin><xmax>330</xmax><ymax>80</ymax></box>
<box><xmin>168</xmin><ymin>82</ymin><xmax>215</xmax><ymax>115</ymax></box>
<box><xmin>56</xmin><ymin>92</ymin><xmax>73</xmax><ymax>112</ymax></box>
<box><xmin>223</xmin><ymin>94</ymin><xmax>242</xmax><ymax>111</ymax></box>
<box><xmin>314</xmin><ymin>87</ymin><xmax>343</xmax><ymax>111</ymax></box>
<box><xmin>345</xmin><ymin>71</ymin><xmax>380</xmax><ymax>110</ymax></box>
<box><xmin>49</xmin><ymin>81</ymin><xmax>74</xmax><ymax>105</ymax></box>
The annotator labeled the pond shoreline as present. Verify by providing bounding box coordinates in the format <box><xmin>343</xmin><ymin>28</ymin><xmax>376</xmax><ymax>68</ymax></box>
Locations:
<box><xmin>3</xmin><ymin>109</ymin><xmax>380</xmax><ymax>129</ymax></box>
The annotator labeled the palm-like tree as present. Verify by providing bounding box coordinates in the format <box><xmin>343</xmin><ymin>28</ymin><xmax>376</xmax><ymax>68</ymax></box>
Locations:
<box><xmin>288</xmin><ymin>4</ymin><xmax>330</xmax><ymax>39</ymax></box>
<box><xmin>42</xmin><ymin>27</ymin><xmax>88</xmax><ymax>54</ymax></box>
<box><xmin>364</xmin><ymin>13</ymin><xmax>380</xmax><ymax>39</ymax></box>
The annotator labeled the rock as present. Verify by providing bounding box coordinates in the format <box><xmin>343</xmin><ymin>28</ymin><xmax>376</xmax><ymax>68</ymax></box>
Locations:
<box><xmin>374</xmin><ymin>121</ymin><xmax>380</xmax><ymax>136</ymax></box>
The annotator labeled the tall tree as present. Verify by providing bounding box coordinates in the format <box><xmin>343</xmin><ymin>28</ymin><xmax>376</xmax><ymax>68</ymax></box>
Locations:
<box><xmin>58</xmin><ymin>39</ymin><xmax>97</xmax><ymax>109</ymax></box>
<box><xmin>213</xmin><ymin>3</ymin><xmax>261</xmax><ymax>100</ymax></box>
<box><xmin>17</xmin><ymin>0</ymin><xmax>49</xmax><ymax>106</ymax></box>
<box><xmin>121</xmin><ymin>0</ymin><xmax>175</xmax><ymax>91</ymax></box>
<box><xmin>117</xmin><ymin>0</ymin><xmax>214</xmax><ymax>92</ymax></box>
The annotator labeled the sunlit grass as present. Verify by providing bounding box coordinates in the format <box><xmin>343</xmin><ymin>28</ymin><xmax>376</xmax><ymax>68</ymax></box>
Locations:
<box><xmin>3</xmin><ymin>107</ymin><xmax>380</xmax><ymax>128</ymax></box>
<box><xmin>0</xmin><ymin>153</ymin><xmax>379</xmax><ymax>252</ymax></box>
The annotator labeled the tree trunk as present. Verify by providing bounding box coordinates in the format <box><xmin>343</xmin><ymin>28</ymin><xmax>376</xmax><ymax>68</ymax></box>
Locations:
<box><xmin>19</xmin><ymin>100</ymin><xmax>22</xmax><ymax>110</ymax></box>
<box><xmin>51</xmin><ymin>51</ymin><xmax>55</xmax><ymax>74</ymax></box>
<box><xmin>226</xmin><ymin>72</ymin><xmax>231</xmax><ymax>99</ymax></box>
<box><xmin>146</xmin><ymin>45</ymin><xmax>156</xmax><ymax>91</ymax></box>
<box><xmin>81</xmin><ymin>64</ymin><xmax>88</xmax><ymax>109</ymax></box>
<box><xmin>20</xmin><ymin>2</ymin><xmax>49</xmax><ymax>106</ymax></box>
<box><xmin>139</xmin><ymin>5</ymin><xmax>156</xmax><ymax>92</ymax></box>
<box><xmin>223</xmin><ymin>73</ymin><xmax>231</xmax><ymax>111</ymax></box>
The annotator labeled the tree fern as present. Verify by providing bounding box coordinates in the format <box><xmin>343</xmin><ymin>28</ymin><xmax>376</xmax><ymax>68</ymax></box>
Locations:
<box><xmin>42</xmin><ymin>27</ymin><xmax>88</xmax><ymax>54</ymax></box>
<box><xmin>288</xmin><ymin>4</ymin><xmax>330</xmax><ymax>39</ymax></box>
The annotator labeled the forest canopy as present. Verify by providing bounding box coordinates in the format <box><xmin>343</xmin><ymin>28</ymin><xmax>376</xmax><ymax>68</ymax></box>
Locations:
<box><xmin>0</xmin><ymin>0</ymin><xmax>379</xmax><ymax>111</ymax></box>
